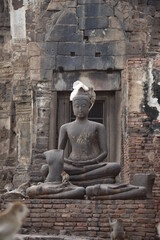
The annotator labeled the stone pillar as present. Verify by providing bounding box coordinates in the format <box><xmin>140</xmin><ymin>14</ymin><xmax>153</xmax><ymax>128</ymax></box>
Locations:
<box><xmin>13</xmin><ymin>92</ymin><xmax>32</xmax><ymax>187</ymax></box>
<box><xmin>11</xmin><ymin>39</ymin><xmax>32</xmax><ymax>186</ymax></box>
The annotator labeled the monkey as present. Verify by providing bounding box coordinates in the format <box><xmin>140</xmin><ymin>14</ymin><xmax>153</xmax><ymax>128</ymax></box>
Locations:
<box><xmin>61</xmin><ymin>171</ymin><xmax>70</xmax><ymax>184</ymax></box>
<box><xmin>4</xmin><ymin>182</ymin><xmax>13</xmax><ymax>192</ymax></box>
<box><xmin>1</xmin><ymin>181</ymin><xmax>30</xmax><ymax>199</ymax></box>
<box><xmin>16</xmin><ymin>181</ymin><xmax>30</xmax><ymax>195</ymax></box>
<box><xmin>108</xmin><ymin>212</ymin><xmax>125</xmax><ymax>240</ymax></box>
<box><xmin>157</xmin><ymin>222</ymin><xmax>160</xmax><ymax>238</ymax></box>
<box><xmin>0</xmin><ymin>201</ymin><xmax>29</xmax><ymax>240</ymax></box>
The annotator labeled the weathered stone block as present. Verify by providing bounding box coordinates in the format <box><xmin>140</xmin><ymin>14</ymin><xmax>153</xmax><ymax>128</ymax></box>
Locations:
<box><xmin>56</xmin><ymin>9</ymin><xmax>77</xmax><ymax>25</ymax></box>
<box><xmin>38</xmin><ymin>108</ymin><xmax>50</xmax><ymax>120</ymax></box>
<box><xmin>28</xmin><ymin>42</ymin><xmax>41</xmax><ymax>57</ymax></box>
<box><xmin>126</xmin><ymin>42</ymin><xmax>145</xmax><ymax>55</ymax></box>
<box><xmin>0</xmin><ymin>62</ymin><xmax>13</xmax><ymax>78</ymax></box>
<box><xmin>146</xmin><ymin>5</ymin><xmax>156</xmax><ymax>16</ymax></box>
<box><xmin>40</xmin><ymin>57</ymin><xmax>55</xmax><ymax>70</ymax></box>
<box><xmin>0</xmin><ymin>119</ymin><xmax>10</xmax><ymax>144</ymax></box>
<box><xmin>85</xmin><ymin>29</ymin><xmax>125</xmax><ymax>43</ymax></box>
<box><xmin>95</xmin><ymin>41</ymin><xmax>126</xmax><ymax>56</ymax></box>
<box><xmin>26</xmin><ymin>9</ymin><xmax>34</xmax><ymax>25</ymax></box>
<box><xmin>53</xmin><ymin>71</ymin><xmax>121</xmax><ymax>91</ymax></box>
<box><xmin>79</xmin><ymin>17</ymin><xmax>109</xmax><ymax>30</ymax></box>
<box><xmin>53</xmin><ymin>71</ymin><xmax>121</xmax><ymax>92</ymax></box>
<box><xmin>57</xmin><ymin>42</ymin><xmax>96</xmax><ymax>56</ymax></box>
<box><xmin>0</xmin><ymin>82</ymin><xmax>11</xmax><ymax>102</ymax></box>
<box><xmin>18</xmin><ymin>121</ymin><xmax>31</xmax><ymax>162</ymax></box>
<box><xmin>30</xmin><ymin>56</ymin><xmax>41</xmax><ymax>70</ymax></box>
<box><xmin>115</xmin><ymin>1</ymin><xmax>133</xmax><ymax>22</ymax></box>
<box><xmin>150</xmin><ymin>39</ymin><xmax>160</xmax><ymax>48</ymax></box>
<box><xmin>36</xmin><ymin>137</ymin><xmax>48</xmax><ymax>149</ymax></box>
<box><xmin>30</xmin><ymin>70</ymin><xmax>41</xmax><ymax>81</ymax></box>
<box><xmin>36</xmin><ymin>82</ymin><xmax>51</xmax><ymax>95</ymax></box>
<box><xmin>57</xmin><ymin>42</ymin><xmax>82</xmax><ymax>56</ymax></box>
<box><xmin>47</xmin><ymin>2</ymin><xmax>65</xmax><ymax>11</ymax></box>
<box><xmin>41</xmin><ymin>42</ymin><xmax>57</xmax><ymax>56</ymax></box>
<box><xmin>40</xmin><ymin>69</ymin><xmax>53</xmax><ymax>81</ymax></box>
<box><xmin>129</xmin><ymin>32</ymin><xmax>147</xmax><ymax>43</ymax></box>
<box><xmin>83</xmin><ymin>43</ymin><xmax>96</xmax><ymax>56</ymax></box>
<box><xmin>129</xmin><ymin>19</ymin><xmax>148</xmax><ymax>32</ymax></box>
<box><xmin>77</xmin><ymin>4</ymin><xmax>113</xmax><ymax>18</ymax></box>
<box><xmin>36</xmin><ymin>97</ymin><xmax>51</xmax><ymax>109</ymax></box>
<box><xmin>109</xmin><ymin>16</ymin><xmax>123</xmax><ymax>29</ymax></box>
<box><xmin>37</xmin><ymin>124</ymin><xmax>49</xmax><ymax>138</ymax></box>
<box><xmin>45</xmin><ymin>25</ymin><xmax>83</xmax><ymax>42</ymax></box>
<box><xmin>13</xmin><ymin>83</ymin><xmax>30</xmax><ymax>98</ymax></box>
<box><xmin>36</xmin><ymin>33</ymin><xmax>45</xmax><ymax>42</ymax></box>
<box><xmin>83</xmin><ymin>56</ymin><xmax>115</xmax><ymax>70</ymax></box>
<box><xmin>56</xmin><ymin>56</ymin><xmax>82</xmax><ymax>71</ymax></box>
<box><xmin>114</xmin><ymin>56</ymin><xmax>126</xmax><ymax>70</ymax></box>
<box><xmin>47</xmin><ymin>1</ymin><xmax>76</xmax><ymax>11</ymax></box>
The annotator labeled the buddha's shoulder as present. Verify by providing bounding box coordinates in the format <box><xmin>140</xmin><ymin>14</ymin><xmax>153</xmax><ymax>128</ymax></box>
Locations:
<box><xmin>88</xmin><ymin>120</ymin><xmax>105</xmax><ymax>129</ymax></box>
<box><xmin>60</xmin><ymin>121</ymin><xmax>75</xmax><ymax>129</ymax></box>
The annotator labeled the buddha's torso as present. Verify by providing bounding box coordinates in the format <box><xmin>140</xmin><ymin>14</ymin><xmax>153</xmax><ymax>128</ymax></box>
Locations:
<box><xmin>66</xmin><ymin>121</ymin><xmax>101</xmax><ymax>161</ymax></box>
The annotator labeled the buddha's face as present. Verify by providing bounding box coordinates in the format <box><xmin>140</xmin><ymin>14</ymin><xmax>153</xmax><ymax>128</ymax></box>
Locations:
<box><xmin>72</xmin><ymin>96</ymin><xmax>90</xmax><ymax>119</ymax></box>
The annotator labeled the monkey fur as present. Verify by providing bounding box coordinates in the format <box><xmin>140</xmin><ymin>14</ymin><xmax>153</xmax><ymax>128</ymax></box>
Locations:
<box><xmin>108</xmin><ymin>212</ymin><xmax>125</xmax><ymax>240</ymax></box>
<box><xmin>157</xmin><ymin>222</ymin><xmax>160</xmax><ymax>238</ymax></box>
<box><xmin>61</xmin><ymin>171</ymin><xmax>70</xmax><ymax>183</ymax></box>
<box><xmin>0</xmin><ymin>201</ymin><xmax>29</xmax><ymax>240</ymax></box>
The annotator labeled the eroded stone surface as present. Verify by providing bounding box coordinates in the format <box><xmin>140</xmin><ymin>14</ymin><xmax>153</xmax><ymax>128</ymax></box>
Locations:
<box><xmin>0</xmin><ymin>1</ymin><xmax>160</xmax><ymax>236</ymax></box>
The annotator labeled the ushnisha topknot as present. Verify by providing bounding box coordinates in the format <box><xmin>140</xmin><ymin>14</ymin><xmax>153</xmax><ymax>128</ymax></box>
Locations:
<box><xmin>70</xmin><ymin>81</ymin><xmax>89</xmax><ymax>101</ymax></box>
<box><xmin>70</xmin><ymin>80</ymin><xmax>96</xmax><ymax>111</ymax></box>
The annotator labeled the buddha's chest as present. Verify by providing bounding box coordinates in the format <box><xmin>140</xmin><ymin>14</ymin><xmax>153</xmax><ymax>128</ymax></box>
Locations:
<box><xmin>67</xmin><ymin>127</ymin><xmax>98</xmax><ymax>145</ymax></box>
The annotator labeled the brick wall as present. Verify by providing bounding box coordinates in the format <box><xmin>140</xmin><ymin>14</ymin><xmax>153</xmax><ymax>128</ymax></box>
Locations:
<box><xmin>0</xmin><ymin>0</ymin><xmax>159</xmax><ymax>186</ymax></box>
<box><xmin>122</xmin><ymin>57</ymin><xmax>160</xmax><ymax>224</ymax></box>
<box><xmin>1</xmin><ymin>198</ymin><xmax>156</xmax><ymax>240</ymax></box>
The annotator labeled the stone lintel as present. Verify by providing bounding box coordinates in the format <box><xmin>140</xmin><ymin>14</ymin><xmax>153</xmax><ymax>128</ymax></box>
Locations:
<box><xmin>53</xmin><ymin>71</ymin><xmax>121</xmax><ymax>91</ymax></box>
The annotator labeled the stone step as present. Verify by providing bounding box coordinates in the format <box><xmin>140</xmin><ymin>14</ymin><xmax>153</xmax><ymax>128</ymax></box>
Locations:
<box><xmin>16</xmin><ymin>234</ymin><xmax>101</xmax><ymax>240</ymax></box>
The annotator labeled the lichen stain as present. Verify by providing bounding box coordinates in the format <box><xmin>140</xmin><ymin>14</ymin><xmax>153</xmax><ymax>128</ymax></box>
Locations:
<box><xmin>152</xmin><ymin>69</ymin><xmax>160</xmax><ymax>104</ymax></box>
<box><xmin>54</xmin><ymin>75</ymin><xmax>67</xmax><ymax>91</ymax></box>
<box><xmin>142</xmin><ymin>61</ymin><xmax>160</xmax><ymax>121</ymax></box>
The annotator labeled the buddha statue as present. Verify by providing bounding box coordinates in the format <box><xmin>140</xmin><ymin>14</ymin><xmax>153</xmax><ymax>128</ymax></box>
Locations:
<box><xmin>26</xmin><ymin>149</ymin><xmax>85</xmax><ymax>199</ymax></box>
<box><xmin>26</xmin><ymin>81</ymin><xmax>155</xmax><ymax>200</ymax></box>
<box><xmin>58</xmin><ymin>81</ymin><xmax>121</xmax><ymax>187</ymax></box>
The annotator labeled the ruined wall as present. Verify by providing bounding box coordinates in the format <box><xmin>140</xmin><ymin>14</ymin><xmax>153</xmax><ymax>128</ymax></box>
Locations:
<box><xmin>26</xmin><ymin>0</ymin><xmax>160</xmax><ymax>184</ymax></box>
<box><xmin>0</xmin><ymin>0</ymin><xmax>13</xmax><ymax>185</ymax></box>
<box><xmin>0</xmin><ymin>0</ymin><xmax>160</xmax><ymax>238</ymax></box>
<box><xmin>120</xmin><ymin>1</ymin><xmax>160</xmax><ymax>225</ymax></box>
<box><xmin>0</xmin><ymin>0</ymin><xmax>160</xmax><ymax>222</ymax></box>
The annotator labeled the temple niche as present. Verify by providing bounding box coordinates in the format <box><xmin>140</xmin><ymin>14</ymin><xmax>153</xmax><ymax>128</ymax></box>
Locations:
<box><xmin>0</xmin><ymin>0</ymin><xmax>160</xmax><ymax>239</ymax></box>
<box><xmin>26</xmin><ymin>81</ymin><xmax>154</xmax><ymax>201</ymax></box>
